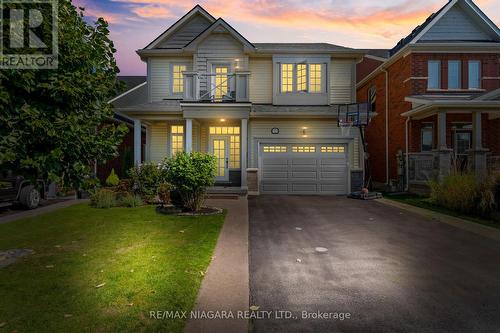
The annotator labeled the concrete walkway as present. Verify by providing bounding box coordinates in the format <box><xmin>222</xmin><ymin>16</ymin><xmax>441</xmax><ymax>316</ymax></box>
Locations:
<box><xmin>184</xmin><ymin>196</ymin><xmax>249</xmax><ymax>333</ymax></box>
<box><xmin>0</xmin><ymin>199</ymin><xmax>87</xmax><ymax>225</ymax></box>
<box><xmin>378</xmin><ymin>198</ymin><xmax>500</xmax><ymax>242</ymax></box>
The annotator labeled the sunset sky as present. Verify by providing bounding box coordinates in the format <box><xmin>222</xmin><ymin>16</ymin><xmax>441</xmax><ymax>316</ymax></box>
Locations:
<box><xmin>72</xmin><ymin>0</ymin><xmax>500</xmax><ymax>75</ymax></box>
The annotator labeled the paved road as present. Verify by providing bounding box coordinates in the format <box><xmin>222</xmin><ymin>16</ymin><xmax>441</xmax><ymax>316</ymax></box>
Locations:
<box><xmin>249</xmin><ymin>195</ymin><xmax>500</xmax><ymax>333</ymax></box>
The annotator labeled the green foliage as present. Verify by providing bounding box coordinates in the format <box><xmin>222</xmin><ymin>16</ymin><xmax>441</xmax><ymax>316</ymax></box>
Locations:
<box><xmin>157</xmin><ymin>182</ymin><xmax>173</xmax><ymax>206</ymax></box>
<box><xmin>105</xmin><ymin>169</ymin><xmax>120</xmax><ymax>187</ymax></box>
<box><xmin>164</xmin><ymin>152</ymin><xmax>216</xmax><ymax>212</ymax></box>
<box><xmin>120</xmin><ymin>193</ymin><xmax>143</xmax><ymax>208</ymax></box>
<box><xmin>0</xmin><ymin>0</ymin><xmax>128</xmax><ymax>189</ymax></box>
<box><xmin>81</xmin><ymin>177</ymin><xmax>101</xmax><ymax>191</ymax></box>
<box><xmin>429</xmin><ymin>173</ymin><xmax>496</xmax><ymax>218</ymax></box>
<box><xmin>128</xmin><ymin>163</ymin><xmax>163</xmax><ymax>201</ymax></box>
<box><xmin>121</xmin><ymin>147</ymin><xmax>134</xmax><ymax>178</ymax></box>
<box><xmin>90</xmin><ymin>189</ymin><xmax>116</xmax><ymax>209</ymax></box>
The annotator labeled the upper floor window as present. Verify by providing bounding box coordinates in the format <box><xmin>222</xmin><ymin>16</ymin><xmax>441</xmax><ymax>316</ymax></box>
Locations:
<box><xmin>448</xmin><ymin>60</ymin><xmax>461</xmax><ymax>89</ymax></box>
<box><xmin>297</xmin><ymin>64</ymin><xmax>307</xmax><ymax>92</ymax></box>
<box><xmin>171</xmin><ymin>125</ymin><xmax>184</xmax><ymax>156</ymax></box>
<box><xmin>309</xmin><ymin>64</ymin><xmax>322</xmax><ymax>93</ymax></box>
<box><xmin>468</xmin><ymin>61</ymin><xmax>481</xmax><ymax>89</ymax></box>
<box><xmin>428</xmin><ymin>60</ymin><xmax>441</xmax><ymax>90</ymax></box>
<box><xmin>281</xmin><ymin>64</ymin><xmax>294</xmax><ymax>93</ymax></box>
<box><xmin>280</xmin><ymin>63</ymin><xmax>323</xmax><ymax>93</ymax></box>
<box><xmin>172</xmin><ymin>64</ymin><xmax>187</xmax><ymax>94</ymax></box>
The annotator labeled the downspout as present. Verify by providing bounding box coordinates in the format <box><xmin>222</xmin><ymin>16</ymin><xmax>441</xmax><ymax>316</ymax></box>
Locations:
<box><xmin>382</xmin><ymin>69</ymin><xmax>389</xmax><ymax>185</ymax></box>
<box><xmin>405</xmin><ymin>117</ymin><xmax>410</xmax><ymax>192</ymax></box>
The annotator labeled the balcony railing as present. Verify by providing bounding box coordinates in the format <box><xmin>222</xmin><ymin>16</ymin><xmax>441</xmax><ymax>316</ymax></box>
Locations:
<box><xmin>183</xmin><ymin>71</ymin><xmax>250</xmax><ymax>103</ymax></box>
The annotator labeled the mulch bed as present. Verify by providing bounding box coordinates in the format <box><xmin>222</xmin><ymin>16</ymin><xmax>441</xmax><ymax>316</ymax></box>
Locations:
<box><xmin>156</xmin><ymin>205</ymin><xmax>223</xmax><ymax>216</ymax></box>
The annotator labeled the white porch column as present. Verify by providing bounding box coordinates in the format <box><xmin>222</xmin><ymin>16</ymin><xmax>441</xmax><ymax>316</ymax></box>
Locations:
<box><xmin>435</xmin><ymin>112</ymin><xmax>452</xmax><ymax>180</ymax></box>
<box><xmin>471</xmin><ymin>112</ymin><xmax>488</xmax><ymax>177</ymax></box>
<box><xmin>241</xmin><ymin>118</ymin><xmax>248</xmax><ymax>189</ymax></box>
<box><xmin>134</xmin><ymin>119</ymin><xmax>142</xmax><ymax>165</ymax></box>
<box><xmin>437</xmin><ymin>112</ymin><xmax>447</xmax><ymax>150</ymax></box>
<box><xmin>472</xmin><ymin>112</ymin><xmax>483</xmax><ymax>150</ymax></box>
<box><xmin>185</xmin><ymin>119</ymin><xmax>193</xmax><ymax>153</ymax></box>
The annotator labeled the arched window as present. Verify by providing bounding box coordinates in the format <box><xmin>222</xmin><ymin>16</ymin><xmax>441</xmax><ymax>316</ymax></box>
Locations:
<box><xmin>368</xmin><ymin>86</ymin><xmax>376</xmax><ymax>113</ymax></box>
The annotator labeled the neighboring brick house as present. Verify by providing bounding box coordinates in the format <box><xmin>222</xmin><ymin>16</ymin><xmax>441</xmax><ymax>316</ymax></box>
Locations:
<box><xmin>357</xmin><ymin>0</ymin><xmax>500</xmax><ymax>191</ymax></box>
<box><xmin>96</xmin><ymin>76</ymin><xmax>147</xmax><ymax>181</ymax></box>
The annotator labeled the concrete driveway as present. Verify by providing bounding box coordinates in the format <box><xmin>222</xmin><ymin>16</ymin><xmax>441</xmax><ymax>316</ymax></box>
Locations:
<box><xmin>249</xmin><ymin>195</ymin><xmax>500</xmax><ymax>333</ymax></box>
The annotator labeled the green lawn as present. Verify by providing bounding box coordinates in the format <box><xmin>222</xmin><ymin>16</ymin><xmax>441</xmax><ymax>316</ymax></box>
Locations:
<box><xmin>384</xmin><ymin>193</ymin><xmax>500</xmax><ymax>230</ymax></box>
<box><xmin>0</xmin><ymin>204</ymin><xmax>225</xmax><ymax>332</ymax></box>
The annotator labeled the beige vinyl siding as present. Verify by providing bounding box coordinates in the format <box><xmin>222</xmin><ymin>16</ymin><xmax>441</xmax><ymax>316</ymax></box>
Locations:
<box><xmin>249</xmin><ymin>58</ymin><xmax>272</xmax><ymax>103</ymax></box>
<box><xmin>149</xmin><ymin>57</ymin><xmax>192</xmax><ymax>102</ymax></box>
<box><xmin>330</xmin><ymin>59</ymin><xmax>355</xmax><ymax>104</ymax></box>
<box><xmin>195</xmin><ymin>33</ymin><xmax>248</xmax><ymax>93</ymax></box>
<box><xmin>157</xmin><ymin>14</ymin><xmax>212</xmax><ymax>48</ymax></box>
<box><xmin>149</xmin><ymin>123</ymin><xmax>168</xmax><ymax>162</ymax></box>
<box><xmin>248</xmin><ymin>119</ymin><xmax>361</xmax><ymax>169</ymax></box>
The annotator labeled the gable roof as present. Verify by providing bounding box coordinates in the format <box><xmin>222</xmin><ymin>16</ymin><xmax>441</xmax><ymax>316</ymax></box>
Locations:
<box><xmin>145</xmin><ymin>5</ymin><xmax>216</xmax><ymax>49</ymax></box>
<box><xmin>183</xmin><ymin>18</ymin><xmax>255</xmax><ymax>52</ymax></box>
<box><xmin>119</xmin><ymin>76</ymin><xmax>147</xmax><ymax>92</ymax></box>
<box><xmin>390</xmin><ymin>0</ymin><xmax>500</xmax><ymax>56</ymax></box>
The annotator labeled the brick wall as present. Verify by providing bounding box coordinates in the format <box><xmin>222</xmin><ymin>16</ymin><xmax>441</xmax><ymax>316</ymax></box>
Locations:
<box><xmin>356</xmin><ymin>57</ymin><xmax>384</xmax><ymax>83</ymax></box>
<box><xmin>357</xmin><ymin>52</ymin><xmax>500</xmax><ymax>184</ymax></box>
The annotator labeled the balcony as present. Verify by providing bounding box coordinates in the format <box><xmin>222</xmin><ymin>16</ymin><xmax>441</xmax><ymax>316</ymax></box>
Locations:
<box><xmin>183</xmin><ymin>71</ymin><xmax>250</xmax><ymax>103</ymax></box>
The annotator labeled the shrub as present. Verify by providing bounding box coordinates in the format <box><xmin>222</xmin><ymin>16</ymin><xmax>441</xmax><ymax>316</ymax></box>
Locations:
<box><xmin>170</xmin><ymin>189</ymin><xmax>183</xmax><ymax>208</ymax></box>
<box><xmin>105</xmin><ymin>169</ymin><xmax>120</xmax><ymax>187</ymax></box>
<box><xmin>120</xmin><ymin>193</ymin><xmax>143</xmax><ymax>208</ymax></box>
<box><xmin>157</xmin><ymin>182</ymin><xmax>173</xmax><ymax>206</ymax></box>
<box><xmin>90</xmin><ymin>189</ymin><xmax>117</xmax><ymax>209</ymax></box>
<box><xmin>128</xmin><ymin>163</ymin><xmax>163</xmax><ymax>201</ymax></box>
<box><xmin>429</xmin><ymin>173</ymin><xmax>496</xmax><ymax>218</ymax></box>
<box><xmin>81</xmin><ymin>177</ymin><xmax>101</xmax><ymax>191</ymax></box>
<box><xmin>164</xmin><ymin>152</ymin><xmax>216</xmax><ymax>212</ymax></box>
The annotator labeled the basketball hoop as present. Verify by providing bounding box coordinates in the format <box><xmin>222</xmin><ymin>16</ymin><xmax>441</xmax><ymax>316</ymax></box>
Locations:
<box><xmin>339</xmin><ymin>119</ymin><xmax>355</xmax><ymax>136</ymax></box>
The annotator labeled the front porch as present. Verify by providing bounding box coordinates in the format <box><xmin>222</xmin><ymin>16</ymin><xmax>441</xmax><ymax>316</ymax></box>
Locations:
<box><xmin>403</xmin><ymin>107</ymin><xmax>500</xmax><ymax>190</ymax></box>
<box><xmin>131</xmin><ymin>113</ymin><xmax>249</xmax><ymax>192</ymax></box>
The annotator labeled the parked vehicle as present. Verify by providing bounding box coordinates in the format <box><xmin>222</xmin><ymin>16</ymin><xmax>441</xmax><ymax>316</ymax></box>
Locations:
<box><xmin>0</xmin><ymin>171</ymin><xmax>46</xmax><ymax>209</ymax></box>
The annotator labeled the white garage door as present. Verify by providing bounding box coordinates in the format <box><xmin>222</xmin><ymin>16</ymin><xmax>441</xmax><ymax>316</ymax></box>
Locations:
<box><xmin>260</xmin><ymin>144</ymin><xmax>348</xmax><ymax>195</ymax></box>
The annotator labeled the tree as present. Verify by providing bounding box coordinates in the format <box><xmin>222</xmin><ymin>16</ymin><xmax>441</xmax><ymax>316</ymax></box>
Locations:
<box><xmin>0</xmin><ymin>0</ymin><xmax>127</xmax><ymax>189</ymax></box>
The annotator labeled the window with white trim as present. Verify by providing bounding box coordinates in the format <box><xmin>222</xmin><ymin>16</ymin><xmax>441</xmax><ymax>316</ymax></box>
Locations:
<box><xmin>428</xmin><ymin>60</ymin><xmax>441</xmax><ymax>89</ymax></box>
<box><xmin>292</xmin><ymin>146</ymin><xmax>316</xmax><ymax>153</ymax></box>
<box><xmin>468</xmin><ymin>60</ymin><xmax>481</xmax><ymax>89</ymax></box>
<box><xmin>297</xmin><ymin>64</ymin><xmax>307</xmax><ymax>92</ymax></box>
<box><xmin>309</xmin><ymin>64</ymin><xmax>322</xmax><ymax>93</ymax></box>
<box><xmin>448</xmin><ymin>60</ymin><xmax>461</xmax><ymax>89</ymax></box>
<box><xmin>279</xmin><ymin>63</ymin><xmax>324</xmax><ymax>93</ymax></box>
<box><xmin>281</xmin><ymin>64</ymin><xmax>294</xmax><ymax>93</ymax></box>
<box><xmin>171</xmin><ymin>125</ymin><xmax>184</xmax><ymax>155</ymax></box>
<box><xmin>263</xmin><ymin>146</ymin><xmax>287</xmax><ymax>153</ymax></box>
<box><xmin>421</xmin><ymin>123</ymin><xmax>433</xmax><ymax>152</ymax></box>
<box><xmin>172</xmin><ymin>64</ymin><xmax>187</xmax><ymax>94</ymax></box>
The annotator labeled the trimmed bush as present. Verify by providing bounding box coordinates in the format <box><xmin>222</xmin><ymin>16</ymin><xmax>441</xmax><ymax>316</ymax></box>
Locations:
<box><xmin>157</xmin><ymin>182</ymin><xmax>173</xmax><ymax>206</ymax></box>
<box><xmin>128</xmin><ymin>163</ymin><xmax>163</xmax><ymax>202</ymax></box>
<box><xmin>106</xmin><ymin>169</ymin><xmax>120</xmax><ymax>187</ymax></box>
<box><xmin>164</xmin><ymin>152</ymin><xmax>216</xmax><ymax>212</ymax></box>
<box><xmin>429</xmin><ymin>173</ymin><xmax>496</xmax><ymax>218</ymax></box>
<box><xmin>120</xmin><ymin>193</ymin><xmax>143</xmax><ymax>208</ymax></box>
<box><xmin>90</xmin><ymin>189</ymin><xmax>117</xmax><ymax>209</ymax></box>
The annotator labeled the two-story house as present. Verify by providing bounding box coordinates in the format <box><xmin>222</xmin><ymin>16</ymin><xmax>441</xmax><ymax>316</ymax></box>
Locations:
<box><xmin>357</xmin><ymin>0</ymin><xmax>500</xmax><ymax>192</ymax></box>
<box><xmin>113</xmin><ymin>5</ymin><xmax>369</xmax><ymax>195</ymax></box>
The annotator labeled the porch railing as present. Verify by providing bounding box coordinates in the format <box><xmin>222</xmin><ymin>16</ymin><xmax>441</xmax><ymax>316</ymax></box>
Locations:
<box><xmin>183</xmin><ymin>71</ymin><xmax>250</xmax><ymax>103</ymax></box>
<box><xmin>407</xmin><ymin>153</ymin><xmax>437</xmax><ymax>183</ymax></box>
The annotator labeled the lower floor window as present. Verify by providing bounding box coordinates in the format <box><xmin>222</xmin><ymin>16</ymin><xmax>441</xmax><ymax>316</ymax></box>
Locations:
<box><xmin>171</xmin><ymin>125</ymin><xmax>184</xmax><ymax>156</ymax></box>
<box><xmin>421</xmin><ymin>123</ymin><xmax>433</xmax><ymax>152</ymax></box>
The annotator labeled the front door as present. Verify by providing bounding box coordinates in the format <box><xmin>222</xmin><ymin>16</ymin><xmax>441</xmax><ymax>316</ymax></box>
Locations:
<box><xmin>210</xmin><ymin>137</ymin><xmax>230</xmax><ymax>181</ymax></box>
<box><xmin>454</xmin><ymin>131</ymin><xmax>472</xmax><ymax>171</ymax></box>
